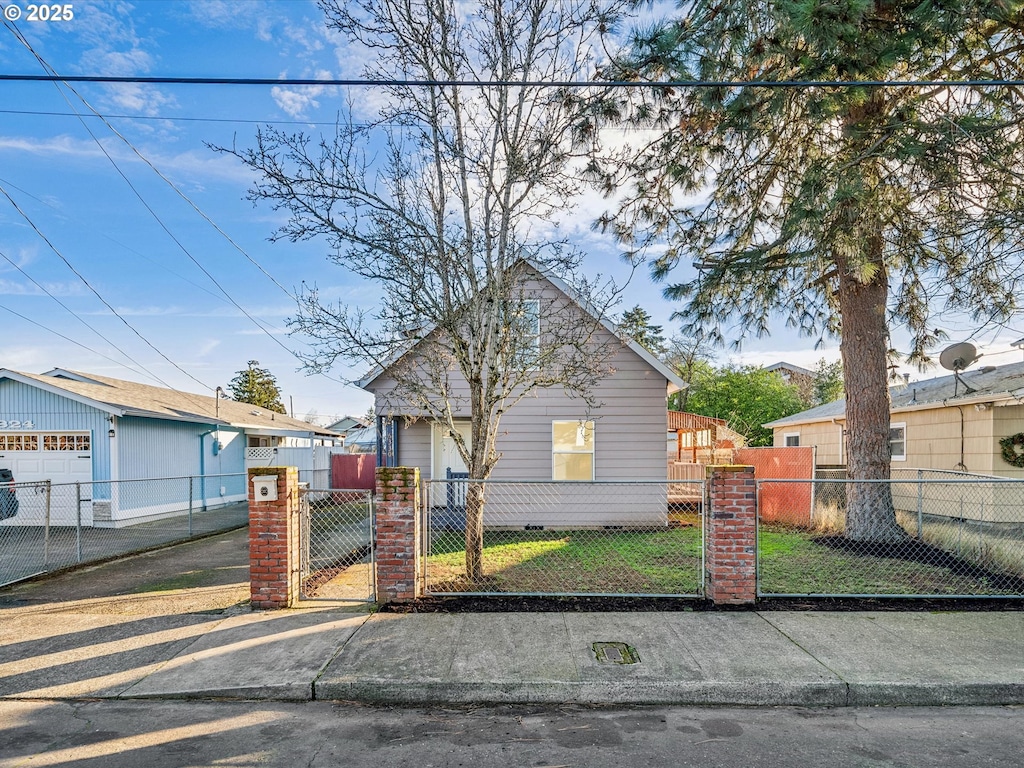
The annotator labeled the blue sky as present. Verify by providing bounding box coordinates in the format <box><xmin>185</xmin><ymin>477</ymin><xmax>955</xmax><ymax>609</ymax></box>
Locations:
<box><xmin>0</xmin><ymin>1</ymin><xmax>1021</xmax><ymax>425</ymax></box>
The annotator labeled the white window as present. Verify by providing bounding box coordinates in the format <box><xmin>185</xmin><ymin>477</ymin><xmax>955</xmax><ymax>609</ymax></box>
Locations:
<box><xmin>43</xmin><ymin>434</ymin><xmax>90</xmax><ymax>452</ymax></box>
<box><xmin>0</xmin><ymin>434</ymin><xmax>38</xmax><ymax>451</ymax></box>
<box><xmin>508</xmin><ymin>299</ymin><xmax>540</xmax><ymax>368</ymax></box>
<box><xmin>784</xmin><ymin>433</ymin><xmax>800</xmax><ymax>447</ymax></box>
<box><xmin>889</xmin><ymin>423</ymin><xmax>906</xmax><ymax>461</ymax></box>
<box><xmin>552</xmin><ymin>420</ymin><xmax>594</xmax><ymax>481</ymax></box>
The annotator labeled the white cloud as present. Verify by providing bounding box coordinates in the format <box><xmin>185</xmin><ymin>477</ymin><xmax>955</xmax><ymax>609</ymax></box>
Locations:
<box><xmin>195</xmin><ymin>339</ymin><xmax>222</xmax><ymax>357</ymax></box>
<box><xmin>68</xmin><ymin>1</ymin><xmax>178</xmax><ymax>116</ymax></box>
<box><xmin>271</xmin><ymin>69</ymin><xmax>338</xmax><ymax>118</ymax></box>
<box><xmin>0</xmin><ymin>279</ymin><xmax>88</xmax><ymax>296</ymax></box>
<box><xmin>103</xmin><ymin>82</ymin><xmax>179</xmax><ymax>116</ymax></box>
<box><xmin>271</xmin><ymin>85</ymin><xmax>325</xmax><ymax>118</ymax></box>
<box><xmin>0</xmin><ymin>134</ymin><xmax>110</xmax><ymax>158</ymax></box>
<box><xmin>0</xmin><ymin>346</ymin><xmax>55</xmax><ymax>370</ymax></box>
<box><xmin>0</xmin><ymin>133</ymin><xmax>257</xmax><ymax>186</ymax></box>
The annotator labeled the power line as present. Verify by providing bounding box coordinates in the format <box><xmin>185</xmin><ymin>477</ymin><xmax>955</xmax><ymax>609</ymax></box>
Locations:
<box><xmin>2</xmin><ymin>22</ymin><xmax>365</xmax><ymax>394</ymax></box>
<box><xmin>0</xmin><ymin>174</ymin><xmax>227</xmax><ymax>303</ymax></box>
<box><xmin>0</xmin><ymin>182</ymin><xmax>215</xmax><ymax>392</ymax></box>
<box><xmin>1</xmin><ymin>74</ymin><xmax>1023</xmax><ymax>88</ymax></box>
<box><xmin>4</xmin><ymin>25</ymin><xmax>359</xmax><ymax>389</ymax></box>
<box><xmin>0</xmin><ymin>300</ymin><xmax>154</xmax><ymax>372</ymax></box>
<box><xmin>0</xmin><ymin>107</ymin><xmax>346</xmax><ymax>127</ymax></box>
<box><xmin>0</xmin><ymin>247</ymin><xmax>164</xmax><ymax>384</ymax></box>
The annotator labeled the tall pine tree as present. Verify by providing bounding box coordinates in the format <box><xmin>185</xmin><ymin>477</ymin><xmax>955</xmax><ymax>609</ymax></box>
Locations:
<box><xmin>599</xmin><ymin>0</ymin><xmax>1024</xmax><ymax>540</ymax></box>
<box><xmin>228</xmin><ymin>361</ymin><xmax>287</xmax><ymax>415</ymax></box>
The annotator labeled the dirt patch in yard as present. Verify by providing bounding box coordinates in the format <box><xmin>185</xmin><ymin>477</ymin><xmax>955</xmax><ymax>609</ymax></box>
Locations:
<box><xmin>813</xmin><ymin>535</ymin><xmax>1024</xmax><ymax>594</ymax></box>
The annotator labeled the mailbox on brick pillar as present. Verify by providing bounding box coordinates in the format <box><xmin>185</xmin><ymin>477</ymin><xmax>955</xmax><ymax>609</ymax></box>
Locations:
<box><xmin>252</xmin><ymin>475</ymin><xmax>278</xmax><ymax>502</ymax></box>
<box><xmin>247</xmin><ymin>467</ymin><xmax>300</xmax><ymax>609</ymax></box>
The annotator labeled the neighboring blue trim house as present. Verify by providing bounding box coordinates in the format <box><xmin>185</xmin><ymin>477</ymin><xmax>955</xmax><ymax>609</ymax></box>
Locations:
<box><xmin>0</xmin><ymin>369</ymin><xmax>338</xmax><ymax>527</ymax></box>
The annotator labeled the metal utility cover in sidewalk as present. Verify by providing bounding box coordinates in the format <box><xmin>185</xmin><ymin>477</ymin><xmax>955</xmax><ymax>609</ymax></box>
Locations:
<box><xmin>593</xmin><ymin>642</ymin><xmax>640</xmax><ymax>664</ymax></box>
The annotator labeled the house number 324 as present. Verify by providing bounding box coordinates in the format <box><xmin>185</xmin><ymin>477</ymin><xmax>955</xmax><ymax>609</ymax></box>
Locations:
<box><xmin>0</xmin><ymin>420</ymin><xmax>36</xmax><ymax>430</ymax></box>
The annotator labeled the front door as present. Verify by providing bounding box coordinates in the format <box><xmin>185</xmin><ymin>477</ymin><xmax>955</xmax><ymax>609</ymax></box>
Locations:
<box><xmin>431</xmin><ymin>421</ymin><xmax>471</xmax><ymax>507</ymax></box>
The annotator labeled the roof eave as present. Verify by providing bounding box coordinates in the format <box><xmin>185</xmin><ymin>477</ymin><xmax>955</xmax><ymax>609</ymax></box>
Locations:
<box><xmin>0</xmin><ymin>369</ymin><xmax>126</xmax><ymax>418</ymax></box>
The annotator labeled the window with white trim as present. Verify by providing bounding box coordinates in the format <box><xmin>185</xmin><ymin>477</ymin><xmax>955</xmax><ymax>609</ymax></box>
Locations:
<box><xmin>784</xmin><ymin>433</ymin><xmax>800</xmax><ymax>447</ymax></box>
<box><xmin>552</xmin><ymin>420</ymin><xmax>594</xmax><ymax>481</ymax></box>
<box><xmin>509</xmin><ymin>299</ymin><xmax>540</xmax><ymax>368</ymax></box>
<box><xmin>889</xmin><ymin>423</ymin><xmax>906</xmax><ymax>461</ymax></box>
<box><xmin>0</xmin><ymin>434</ymin><xmax>38</xmax><ymax>451</ymax></box>
<box><xmin>43</xmin><ymin>434</ymin><xmax>90</xmax><ymax>451</ymax></box>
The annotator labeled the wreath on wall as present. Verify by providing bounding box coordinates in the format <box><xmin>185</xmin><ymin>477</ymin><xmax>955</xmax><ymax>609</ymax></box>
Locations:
<box><xmin>999</xmin><ymin>433</ymin><xmax>1024</xmax><ymax>468</ymax></box>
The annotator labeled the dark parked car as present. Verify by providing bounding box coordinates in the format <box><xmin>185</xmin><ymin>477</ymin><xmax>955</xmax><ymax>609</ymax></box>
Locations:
<box><xmin>0</xmin><ymin>468</ymin><xmax>18</xmax><ymax>520</ymax></box>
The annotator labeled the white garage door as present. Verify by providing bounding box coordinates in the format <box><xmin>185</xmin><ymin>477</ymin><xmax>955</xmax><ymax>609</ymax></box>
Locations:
<box><xmin>0</xmin><ymin>433</ymin><xmax>94</xmax><ymax>526</ymax></box>
<box><xmin>0</xmin><ymin>432</ymin><xmax>93</xmax><ymax>485</ymax></box>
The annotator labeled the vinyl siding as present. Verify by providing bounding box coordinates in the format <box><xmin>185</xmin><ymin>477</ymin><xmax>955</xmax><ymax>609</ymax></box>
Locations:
<box><xmin>0</xmin><ymin>379</ymin><xmax>110</xmax><ymax>481</ymax></box>
<box><xmin>377</xmin><ymin>272</ymin><xmax>670</xmax><ymax>482</ymax></box>
<box><xmin>993</xmin><ymin>403</ymin><xmax>1024</xmax><ymax>479</ymax></box>
<box><xmin>774</xmin><ymin>401</ymin><xmax>1024</xmax><ymax>477</ymax></box>
<box><xmin>773</xmin><ymin>421</ymin><xmax>844</xmax><ymax>465</ymax></box>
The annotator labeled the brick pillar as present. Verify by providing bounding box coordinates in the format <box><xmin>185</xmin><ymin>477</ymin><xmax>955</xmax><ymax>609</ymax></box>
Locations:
<box><xmin>248</xmin><ymin>466</ymin><xmax>301</xmax><ymax>609</ymax></box>
<box><xmin>705</xmin><ymin>465</ymin><xmax>758</xmax><ymax>605</ymax></box>
<box><xmin>375</xmin><ymin>466</ymin><xmax>422</xmax><ymax>603</ymax></box>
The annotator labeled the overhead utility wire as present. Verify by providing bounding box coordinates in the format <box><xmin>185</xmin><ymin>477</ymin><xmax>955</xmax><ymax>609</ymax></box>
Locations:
<box><xmin>0</xmin><ymin>107</ymin><xmax>347</xmax><ymax>126</ymax></box>
<box><xmin>4</xmin><ymin>22</ymin><xmax>298</xmax><ymax>308</ymax></box>
<box><xmin>0</xmin><ymin>299</ymin><xmax>152</xmax><ymax>373</ymax></box>
<box><xmin>4</xmin><ymin>20</ymin><xmax>364</xmax><ymax>393</ymax></box>
<box><xmin>0</xmin><ymin>175</ymin><xmax>227</xmax><ymax>303</ymax></box>
<box><xmin>0</xmin><ymin>183</ymin><xmax>215</xmax><ymax>392</ymax></box>
<box><xmin>1</xmin><ymin>74</ymin><xmax>1022</xmax><ymax>88</ymax></box>
<box><xmin>0</xmin><ymin>245</ymin><xmax>165</xmax><ymax>384</ymax></box>
<box><xmin>5</xmin><ymin>24</ymin><xmax>353</xmax><ymax>394</ymax></box>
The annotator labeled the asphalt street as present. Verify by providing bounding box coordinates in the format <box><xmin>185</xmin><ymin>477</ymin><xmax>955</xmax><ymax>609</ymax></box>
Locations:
<box><xmin>2</xmin><ymin>699</ymin><xmax>1024</xmax><ymax>768</ymax></box>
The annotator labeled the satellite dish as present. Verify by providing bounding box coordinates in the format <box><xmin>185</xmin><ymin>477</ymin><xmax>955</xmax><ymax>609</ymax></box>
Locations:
<box><xmin>939</xmin><ymin>342</ymin><xmax>980</xmax><ymax>372</ymax></box>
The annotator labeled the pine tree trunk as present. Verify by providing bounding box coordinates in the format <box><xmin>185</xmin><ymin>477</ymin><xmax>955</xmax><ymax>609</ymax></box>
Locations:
<box><xmin>837</xmin><ymin>258</ymin><xmax>907</xmax><ymax>542</ymax></box>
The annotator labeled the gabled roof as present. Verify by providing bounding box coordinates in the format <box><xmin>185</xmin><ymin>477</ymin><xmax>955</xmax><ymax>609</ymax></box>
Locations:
<box><xmin>765</xmin><ymin>361</ymin><xmax>815</xmax><ymax>378</ymax></box>
<box><xmin>327</xmin><ymin>415</ymin><xmax>369</xmax><ymax>433</ymax></box>
<box><xmin>0</xmin><ymin>369</ymin><xmax>339</xmax><ymax>437</ymax></box>
<box><xmin>357</xmin><ymin>258</ymin><xmax>687</xmax><ymax>393</ymax></box>
<box><xmin>764</xmin><ymin>360</ymin><xmax>1024</xmax><ymax>428</ymax></box>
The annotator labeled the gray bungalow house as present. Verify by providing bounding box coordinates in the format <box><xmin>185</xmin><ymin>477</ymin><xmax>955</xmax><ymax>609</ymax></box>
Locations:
<box><xmin>358</xmin><ymin>263</ymin><xmax>687</xmax><ymax>526</ymax></box>
<box><xmin>0</xmin><ymin>368</ymin><xmax>339</xmax><ymax>526</ymax></box>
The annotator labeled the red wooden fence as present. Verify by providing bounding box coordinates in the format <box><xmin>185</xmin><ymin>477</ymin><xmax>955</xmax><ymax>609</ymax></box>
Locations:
<box><xmin>331</xmin><ymin>453</ymin><xmax>376</xmax><ymax>490</ymax></box>
<box><xmin>733</xmin><ymin>446</ymin><xmax>815</xmax><ymax>526</ymax></box>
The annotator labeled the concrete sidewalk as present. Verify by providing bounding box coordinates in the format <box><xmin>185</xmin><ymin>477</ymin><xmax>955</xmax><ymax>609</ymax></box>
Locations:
<box><xmin>2</xmin><ymin>602</ymin><xmax>1022</xmax><ymax>707</ymax></box>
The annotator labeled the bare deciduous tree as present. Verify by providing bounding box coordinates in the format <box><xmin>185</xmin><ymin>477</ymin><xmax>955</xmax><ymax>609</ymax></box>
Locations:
<box><xmin>217</xmin><ymin>0</ymin><xmax>627</xmax><ymax>578</ymax></box>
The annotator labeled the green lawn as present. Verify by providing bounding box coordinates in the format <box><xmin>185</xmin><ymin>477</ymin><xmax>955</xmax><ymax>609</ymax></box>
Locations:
<box><xmin>760</xmin><ymin>524</ymin><xmax>1024</xmax><ymax>596</ymax></box>
<box><xmin>424</xmin><ymin>523</ymin><xmax>1024</xmax><ymax>597</ymax></box>
<box><xmin>426</xmin><ymin>526</ymin><xmax>703</xmax><ymax>595</ymax></box>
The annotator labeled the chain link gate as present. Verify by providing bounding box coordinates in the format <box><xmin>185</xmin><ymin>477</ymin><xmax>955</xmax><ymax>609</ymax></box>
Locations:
<box><xmin>299</xmin><ymin>487</ymin><xmax>375</xmax><ymax>601</ymax></box>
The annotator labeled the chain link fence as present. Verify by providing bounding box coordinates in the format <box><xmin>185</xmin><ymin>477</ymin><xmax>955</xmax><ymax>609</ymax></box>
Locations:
<box><xmin>422</xmin><ymin>479</ymin><xmax>704</xmax><ymax>597</ymax></box>
<box><xmin>0</xmin><ymin>473</ymin><xmax>248</xmax><ymax>588</ymax></box>
<box><xmin>757</xmin><ymin>473</ymin><xmax>1024</xmax><ymax>597</ymax></box>
<box><xmin>298</xmin><ymin>487</ymin><xmax>374</xmax><ymax>601</ymax></box>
